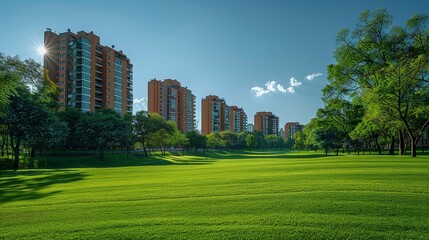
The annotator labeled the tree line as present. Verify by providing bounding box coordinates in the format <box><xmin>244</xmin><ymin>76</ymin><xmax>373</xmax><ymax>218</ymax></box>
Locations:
<box><xmin>298</xmin><ymin>9</ymin><xmax>429</xmax><ymax>157</ymax></box>
<box><xmin>0</xmin><ymin>55</ymin><xmax>294</xmax><ymax>169</ymax></box>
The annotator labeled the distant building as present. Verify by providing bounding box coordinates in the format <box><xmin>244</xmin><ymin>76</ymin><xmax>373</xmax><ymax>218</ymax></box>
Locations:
<box><xmin>254</xmin><ymin>112</ymin><xmax>279</xmax><ymax>136</ymax></box>
<box><xmin>44</xmin><ymin>29</ymin><xmax>133</xmax><ymax>114</ymax></box>
<box><xmin>247</xmin><ymin>123</ymin><xmax>254</xmax><ymax>132</ymax></box>
<box><xmin>148</xmin><ymin>79</ymin><xmax>196</xmax><ymax>133</ymax></box>
<box><xmin>201</xmin><ymin>95</ymin><xmax>230</xmax><ymax>135</ymax></box>
<box><xmin>279</xmin><ymin>128</ymin><xmax>285</xmax><ymax>139</ymax></box>
<box><xmin>229</xmin><ymin>106</ymin><xmax>247</xmax><ymax>133</ymax></box>
<box><xmin>284</xmin><ymin>122</ymin><xmax>305</xmax><ymax>139</ymax></box>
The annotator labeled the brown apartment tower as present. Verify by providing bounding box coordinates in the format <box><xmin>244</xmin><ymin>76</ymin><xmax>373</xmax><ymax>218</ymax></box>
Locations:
<box><xmin>284</xmin><ymin>122</ymin><xmax>304</xmax><ymax>139</ymax></box>
<box><xmin>229</xmin><ymin>106</ymin><xmax>247</xmax><ymax>133</ymax></box>
<box><xmin>254</xmin><ymin>112</ymin><xmax>279</xmax><ymax>136</ymax></box>
<box><xmin>44</xmin><ymin>29</ymin><xmax>133</xmax><ymax>114</ymax></box>
<box><xmin>148</xmin><ymin>79</ymin><xmax>196</xmax><ymax>133</ymax></box>
<box><xmin>201</xmin><ymin>95</ymin><xmax>230</xmax><ymax>135</ymax></box>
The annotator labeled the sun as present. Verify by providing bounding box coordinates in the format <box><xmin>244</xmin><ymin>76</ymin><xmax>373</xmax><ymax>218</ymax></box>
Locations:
<box><xmin>37</xmin><ymin>46</ymin><xmax>47</xmax><ymax>56</ymax></box>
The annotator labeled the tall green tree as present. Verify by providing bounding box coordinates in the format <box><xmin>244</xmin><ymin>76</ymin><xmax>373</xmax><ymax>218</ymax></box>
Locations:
<box><xmin>186</xmin><ymin>130</ymin><xmax>206</xmax><ymax>153</ymax></box>
<box><xmin>326</xmin><ymin>9</ymin><xmax>429</xmax><ymax>157</ymax></box>
<box><xmin>245</xmin><ymin>133</ymin><xmax>257</xmax><ymax>151</ymax></box>
<box><xmin>57</xmin><ymin>108</ymin><xmax>84</xmax><ymax>150</ymax></box>
<box><xmin>133</xmin><ymin>111</ymin><xmax>171</xmax><ymax>157</ymax></box>
<box><xmin>293</xmin><ymin>131</ymin><xmax>306</xmax><ymax>153</ymax></box>
<box><xmin>206</xmin><ymin>132</ymin><xmax>224</xmax><ymax>150</ymax></box>
<box><xmin>77</xmin><ymin>109</ymin><xmax>127</xmax><ymax>161</ymax></box>
<box><xmin>220</xmin><ymin>130</ymin><xmax>238</xmax><ymax>151</ymax></box>
<box><xmin>4</xmin><ymin>90</ymin><xmax>67</xmax><ymax>168</ymax></box>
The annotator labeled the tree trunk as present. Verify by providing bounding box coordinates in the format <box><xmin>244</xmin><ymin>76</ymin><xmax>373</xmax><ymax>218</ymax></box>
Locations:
<box><xmin>375</xmin><ymin>136</ymin><xmax>381</xmax><ymax>155</ymax></box>
<box><xmin>1</xmin><ymin>139</ymin><xmax>4</xmax><ymax>157</ymax></box>
<box><xmin>31</xmin><ymin>148</ymin><xmax>35</xmax><ymax>158</ymax></box>
<box><xmin>410</xmin><ymin>135</ymin><xmax>419</xmax><ymax>157</ymax></box>
<box><xmin>389</xmin><ymin>137</ymin><xmax>395</xmax><ymax>155</ymax></box>
<box><xmin>12</xmin><ymin>137</ymin><xmax>21</xmax><ymax>169</ymax></box>
<box><xmin>399</xmin><ymin>131</ymin><xmax>406</xmax><ymax>155</ymax></box>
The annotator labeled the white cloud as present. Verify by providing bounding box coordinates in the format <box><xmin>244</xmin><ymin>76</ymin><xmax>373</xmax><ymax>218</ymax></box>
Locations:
<box><xmin>287</xmin><ymin>86</ymin><xmax>295</xmax><ymax>93</ymax></box>
<box><xmin>305</xmin><ymin>72</ymin><xmax>322</xmax><ymax>80</ymax></box>
<box><xmin>265</xmin><ymin>81</ymin><xmax>276</xmax><ymax>92</ymax></box>
<box><xmin>251</xmin><ymin>80</ymin><xmax>293</xmax><ymax>97</ymax></box>
<box><xmin>290</xmin><ymin>77</ymin><xmax>302</xmax><ymax>87</ymax></box>
<box><xmin>133</xmin><ymin>97</ymin><xmax>147</xmax><ymax>111</ymax></box>
<box><xmin>251</xmin><ymin>86</ymin><xmax>270</xmax><ymax>97</ymax></box>
<box><xmin>277</xmin><ymin>84</ymin><xmax>286</xmax><ymax>93</ymax></box>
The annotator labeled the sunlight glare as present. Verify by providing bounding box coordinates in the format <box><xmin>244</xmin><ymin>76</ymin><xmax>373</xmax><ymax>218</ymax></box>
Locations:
<box><xmin>37</xmin><ymin>46</ymin><xmax>47</xmax><ymax>56</ymax></box>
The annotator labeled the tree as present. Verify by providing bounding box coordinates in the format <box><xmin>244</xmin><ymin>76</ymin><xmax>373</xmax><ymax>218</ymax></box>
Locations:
<box><xmin>293</xmin><ymin>131</ymin><xmax>306</xmax><ymax>153</ymax></box>
<box><xmin>265</xmin><ymin>134</ymin><xmax>279</xmax><ymax>149</ymax></box>
<box><xmin>315</xmin><ymin>127</ymin><xmax>343</xmax><ymax>155</ymax></box>
<box><xmin>4</xmin><ymin>90</ymin><xmax>67</xmax><ymax>168</ymax></box>
<box><xmin>254</xmin><ymin>131</ymin><xmax>266</xmax><ymax>151</ymax></box>
<box><xmin>77</xmin><ymin>109</ymin><xmax>127</xmax><ymax>161</ymax></box>
<box><xmin>0</xmin><ymin>53</ymin><xmax>19</xmax><ymax>117</ymax></box>
<box><xmin>220</xmin><ymin>130</ymin><xmax>238</xmax><ymax>151</ymax></box>
<box><xmin>57</xmin><ymin>108</ymin><xmax>84</xmax><ymax>150</ymax></box>
<box><xmin>245</xmin><ymin>133</ymin><xmax>257</xmax><ymax>151</ymax></box>
<box><xmin>316</xmin><ymin>99</ymin><xmax>364</xmax><ymax>153</ymax></box>
<box><xmin>186</xmin><ymin>131</ymin><xmax>206</xmax><ymax>152</ymax></box>
<box><xmin>150</xmin><ymin>121</ymin><xmax>175</xmax><ymax>155</ymax></box>
<box><xmin>206</xmin><ymin>132</ymin><xmax>224</xmax><ymax>150</ymax></box>
<box><xmin>326</xmin><ymin>9</ymin><xmax>429</xmax><ymax>157</ymax></box>
<box><xmin>172</xmin><ymin>131</ymin><xmax>189</xmax><ymax>156</ymax></box>
<box><xmin>133</xmin><ymin>111</ymin><xmax>171</xmax><ymax>157</ymax></box>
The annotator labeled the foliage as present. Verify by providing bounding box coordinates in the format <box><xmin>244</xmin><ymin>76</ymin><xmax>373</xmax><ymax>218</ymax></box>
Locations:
<box><xmin>265</xmin><ymin>134</ymin><xmax>280</xmax><ymax>149</ymax></box>
<box><xmin>133</xmin><ymin>111</ymin><xmax>172</xmax><ymax>156</ymax></box>
<box><xmin>4</xmin><ymin>90</ymin><xmax>67</xmax><ymax>168</ymax></box>
<box><xmin>220</xmin><ymin>131</ymin><xmax>238</xmax><ymax>150</ymax></box>
<box><xmin>245</xmin><ymin>133</ymin><xmax>257</xmax><ymax>150</ymax></box>
<box><xmin>325</xmin><ymin>9</ymin><xmax>429</xmax><ymax>156</ymax></box>
<box><xmin>293</xmin><ymin>131</ymin><xmax>306</xmax><ymax>152</ymax></box>
<box><xmin>186</xmin><ymin>130</ymin><xmax>206</xmax><ymax>152</ymax></box>
<box><xmin>206</xmin><ymin>132</ymin><xmax>225</xmax><ymax>150</ymax></box>
<box><xmin>77</xmin><ymin>109</ymin><xmax>129</xmax><ymax>160</ymax></box>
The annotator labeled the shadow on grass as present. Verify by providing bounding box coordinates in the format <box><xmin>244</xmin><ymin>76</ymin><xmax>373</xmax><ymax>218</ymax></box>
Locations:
<box><xmin>0</xmin><ymin>169</ymin><xmax>88</xmax><ymax>205</ymax></box>
<box><xmin>208</xmin><ymin>151</ymin><xmax>329</xmax><ymax>160</ymax></box>
<box><xmin>0</xmin><ymin>151</ymin><xmax>329</xmax><ymax>170</ymax></box>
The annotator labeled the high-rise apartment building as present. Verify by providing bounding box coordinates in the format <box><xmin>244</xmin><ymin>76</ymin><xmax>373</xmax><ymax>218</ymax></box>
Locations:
<box><xmin>44</xmin><ymin>29</ymin><xmax>133</xmax><ymax>114</ymax></box>
<box><xmin>254</xmin><ymin>112</ymin><xmax>279</xmax><ymax>136</ymax></box>
<box><xmin>201</xmin><ymin>95</ymin><xmax>230</xmax><ymax>135</ymax></box>
<box><xmin>284</xmin><ymin>122</ymin><xmax>305</xmax><ymax>139</ymax></box>
<box><xmin>148</xmin><ymin>79</ymin><xmax>196</xmax><ymax>133</ymax></box>
<box><xmin>229</xmin><ymin>106</ymin><xmax>247</xmax><ymax>133</ymax></box>
<box><xmin>246</xmin><ymin>123</ymin><xmax>254</xmax><ymax>132</ymax></box>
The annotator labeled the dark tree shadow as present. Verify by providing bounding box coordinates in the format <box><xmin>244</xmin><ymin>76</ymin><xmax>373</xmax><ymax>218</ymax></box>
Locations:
<box><xmin>0</xmin><ymin>169</ymin><xmax>88</xmax><ymax>204</ymax></box>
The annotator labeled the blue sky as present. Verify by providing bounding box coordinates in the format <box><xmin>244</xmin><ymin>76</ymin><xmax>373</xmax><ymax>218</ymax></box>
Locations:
<box><xmin>1</xmin><ymin>0</ymin><xmax>427</xmax><ymax>129</ymax></box>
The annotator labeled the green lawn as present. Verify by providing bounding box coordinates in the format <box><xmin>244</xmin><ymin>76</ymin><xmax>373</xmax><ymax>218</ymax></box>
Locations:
<box><xmin>1</xmin><ymin>152</ymin><xmax>428</xmax><ymax>239</ymax></box>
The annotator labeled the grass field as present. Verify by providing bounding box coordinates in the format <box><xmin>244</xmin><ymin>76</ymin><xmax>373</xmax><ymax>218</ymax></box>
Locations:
<box><xmin>1</xmin><ymin>151</ymin><xmax>428</xmax><ymax>239</ymax></box>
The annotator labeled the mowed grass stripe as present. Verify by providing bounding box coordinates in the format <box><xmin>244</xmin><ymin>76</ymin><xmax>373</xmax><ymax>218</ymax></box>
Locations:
<box><xmin>0</xmin><ymin>152</ymin><xmax>428</xmax><ymax>239</ymax></box>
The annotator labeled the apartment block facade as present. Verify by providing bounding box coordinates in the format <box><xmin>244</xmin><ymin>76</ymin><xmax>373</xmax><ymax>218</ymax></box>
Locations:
<box><xmin>229</xmin><ymin>106</ymin><xmax>247</xmax><ymax>133</ymax></box>
<box><xmin>44</xmin><ymin>29</ymin><xmax>133</xmax><ymax>114</ymax></box>
<box><xmin>148</xmin><ymin>79</ymin><xmax>196</xmax><ymax>133</ymax></box>
<box><xmin>254</xmin><ymin>112</ymin><xmax>279</xmax><ymax>136</ymax></box>
<box><xmin>201</xmin><ymin>95</ymin><xmax>230</xmax><ymax>135</ymax></box>
<box><xmin>284</xmin><ymin>122</ymin><xmax>305</xmax><ymax>139</ymax></box>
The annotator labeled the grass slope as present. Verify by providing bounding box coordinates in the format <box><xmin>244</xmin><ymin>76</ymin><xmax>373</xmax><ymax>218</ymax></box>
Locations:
<box><xmin>1</xmin><ymin>152</ymin><xmax>428</xmax><ymax>239</ymax></box>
